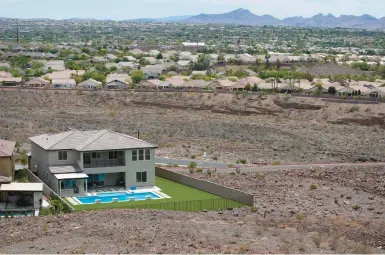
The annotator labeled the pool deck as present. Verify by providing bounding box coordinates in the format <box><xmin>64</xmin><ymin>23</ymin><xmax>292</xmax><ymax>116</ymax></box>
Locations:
<box><xmin>67</xmin><ymin>186</ymin><xmax>171</xmax><ymax>205</ymax></box>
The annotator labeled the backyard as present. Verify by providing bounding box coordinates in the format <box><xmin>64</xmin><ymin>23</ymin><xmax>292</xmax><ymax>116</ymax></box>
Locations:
<box><xmin>66</xmin><ymin>177</ymin><xmax>246</xmax><ymax>211</ymax></box>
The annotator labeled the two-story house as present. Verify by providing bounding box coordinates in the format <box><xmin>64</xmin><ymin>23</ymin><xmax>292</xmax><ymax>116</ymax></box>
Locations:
<box><xmin>0</xmin><ymin>139</ymin><xmax>43</xmax><ymax>217</ymax></box>
<box><xmin>29</xmin><ymin>130</ymin><xmax>157</xmax><ymax>198</ymax></box>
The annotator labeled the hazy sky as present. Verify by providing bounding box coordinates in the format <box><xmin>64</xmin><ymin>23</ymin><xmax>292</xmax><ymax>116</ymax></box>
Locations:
<box><xmin>1</xmin><ymin>0</ymin><xmax>385</xmax><ymax>19</ymax></box>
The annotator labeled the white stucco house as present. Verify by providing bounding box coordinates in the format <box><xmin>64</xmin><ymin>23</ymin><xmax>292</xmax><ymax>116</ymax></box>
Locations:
<box><xmin>29</xmin><ymin>130</ymin><xmax>157</xmax><ymax>198</ymax></box>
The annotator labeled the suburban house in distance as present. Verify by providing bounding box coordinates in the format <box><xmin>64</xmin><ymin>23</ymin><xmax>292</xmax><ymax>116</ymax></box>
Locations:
<box><xmin>29</xmin><ymin>130</ymin><xmax>158</xmax><ymax>200</ymax></box>
<box><xmin>0</xmin><ymin>139</ymin><xmax>43</xmax><ymax>217</ymax></box>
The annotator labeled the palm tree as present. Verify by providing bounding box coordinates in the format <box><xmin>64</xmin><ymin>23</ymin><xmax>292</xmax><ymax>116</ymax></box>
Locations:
<box><xmin>265</xmin><ymin>54</ymin><xmax>271</xmax><ymax>69</ymax></box>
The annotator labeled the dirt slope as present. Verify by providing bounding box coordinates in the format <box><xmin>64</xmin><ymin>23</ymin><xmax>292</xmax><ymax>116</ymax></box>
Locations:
<box><xmin>0</xmin><ymin>90</ymin><xmax>384</xmax><ymax>164</ymax></box>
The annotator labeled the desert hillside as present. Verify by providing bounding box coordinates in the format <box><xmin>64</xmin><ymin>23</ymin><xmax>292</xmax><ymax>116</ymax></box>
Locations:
<box><xmin>0</xmin><ymin>90</ymin><xmax>384</xmax><ymax>164</ymax></box>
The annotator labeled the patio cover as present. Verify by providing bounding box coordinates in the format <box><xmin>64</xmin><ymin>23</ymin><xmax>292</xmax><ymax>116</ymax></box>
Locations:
<box><xmin>0</xmin><ymin>183</ymin><xmax>43</xmax><ymax>192</ymax></box>
<box><xmin>0</xmin><ymin>175</ymin><xmax>11</xmax><ymax>184</ymax></box>
<box><xmin>54</xmin><ymin>173</ymin><xmax>88</xmax><ymax>180</ymax></box>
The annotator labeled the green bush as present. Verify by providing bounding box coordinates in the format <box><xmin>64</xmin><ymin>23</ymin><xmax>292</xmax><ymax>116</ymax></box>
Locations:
<box><xmin>310</xmin><ymin>184</ymin><xmax>317</xmax><ymax>190</ymax></box>
<box><xmin>272</xmin><ymin>161</ymin><xmax>281</xmax><ymax>165</ymax></box>
<box><xmin>188</xmin><ymin>161</ymin><xmax>197</xmax><ymax>169</ymax></box>
<box><xmin>196</xmin><ymin>168</ymin><xmax>203</xmax><ymax>173</ymax></box>
<box><xmin>239</xmin><ymin>159</ymin><xmax>247</xmax><ymax>165</ymax></box>
<box><xmin>235</xmin><ymin>168</ymin><xmax>241</xmax><ymax>174</ymax></box>
<box><xmin>352</xmin><ymin>205</ymin><xmax>361</xmax><ymax>210</ymax></box>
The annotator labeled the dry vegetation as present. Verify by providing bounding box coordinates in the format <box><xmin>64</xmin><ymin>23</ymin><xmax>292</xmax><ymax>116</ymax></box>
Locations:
<box><xmin>1</xmin><ymin>165</ymin><xmax>385</xmax><ymax>253</ymax></box>
<box><xmin>0</xmin><ymin>89</ymin><xmax>384</xmax><ymax>164</ymax></box>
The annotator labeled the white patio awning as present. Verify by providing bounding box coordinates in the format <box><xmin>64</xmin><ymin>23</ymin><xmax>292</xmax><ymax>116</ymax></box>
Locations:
<box><xmin>54</xmin><ymin>173</ymin><xmax>89</xmax><ymax>180</ymax></box>
<box><xmin>0</xmin><ymin>183</ymin><xmax>43</xmax><ymax>192</ymax></box>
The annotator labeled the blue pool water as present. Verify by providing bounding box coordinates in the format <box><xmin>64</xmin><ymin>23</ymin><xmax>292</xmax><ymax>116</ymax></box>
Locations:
<box><xmin>77</xmin><ymin>191</ymin><xmax>161</xmax><ymax>204</ymax></box>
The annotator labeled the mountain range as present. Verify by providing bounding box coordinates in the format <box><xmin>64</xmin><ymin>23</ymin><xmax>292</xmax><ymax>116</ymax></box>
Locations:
<box><xmin>182</xmin><ymin>9</ymin><xmax>385</xmax><ymax>29</ymax></box>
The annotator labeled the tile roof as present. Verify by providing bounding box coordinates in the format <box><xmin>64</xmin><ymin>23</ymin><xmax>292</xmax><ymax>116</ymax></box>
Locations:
<box><xmin>0</xmin><ymin>139</ymin><xmax>15</xmax><ymax>157</ymax></box>
<box><xmin>30</xmin><ymin>130</ymin><xmax>156</xmax><ymax>151</ymax></box>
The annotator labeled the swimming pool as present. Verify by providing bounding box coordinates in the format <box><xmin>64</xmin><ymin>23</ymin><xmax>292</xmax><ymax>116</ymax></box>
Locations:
<box><xmin>76</xmin><ymin>191</ymin><xmax>161</xmax><ymax>204</ymax></box>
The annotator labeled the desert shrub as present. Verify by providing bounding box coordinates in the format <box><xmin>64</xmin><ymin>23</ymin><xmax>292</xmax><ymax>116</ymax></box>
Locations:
<box><xmin>191</xmin><ymin>155</ymin><xmax>196</xmax><ymax>159</ymax></box>
<box><xmin>312</xmin><ymin>234</ymin><xmax>322</xmax><ymax>248</ymax></box>
<box><xmin>351</xmin><ymin>244</ymin><xmax>376</xmax><ymax>254</ymax></box>
<box><xmin>272</xmin><ymin>160</ymin><xmax>281</xmax><ymax>165</ymax></box>
<box><xmin>188</xmin><ymin>161</ymin><xmax>197</xmax><ymax>169</ymax></box>
<box><xmin>206</xmin><ymin>169</ymin><xmax>213</xmax><ymax>177</ymax></box>
<box><xmin>250</xmin><ymin>206</ymin><xmax>258</xmax><ymax>212</ymax></box>
<box><xmin>230</xmin><ymin>172</ymin><xmax>236</xmax><ymax>176</ymax></box>
<box><xmin>255</xmin><ymin>172</ymin><xmax>266</xmax><ymax>179</ymax></box>
<box><xmin>352</xmin><ymin>205</ymin><xmax>361</xmax><ymax>210</ymax></box>
<box><xmin>228</xmin><ymin>164</ymin><xmax>235</xmax><ymax>168</ymax></box>
<box><xmin>173</xmin><ymin>164</ymin><xmax>179</xmax><ymax>167</ymax></box>
<box><xmin>348</xmin><ymin>105</ymin><xmax>360</xmax><ymax>113</ymax></box>
<box><xmin>235</xmin><ymin>168</ymin><xmax>241</xmax><ymax>174</ymax></box>
<box><xmin>189</xmin><ymin>168</ymin><xmax>195</xmax><ymax>174</ymax></box>
<box><xmin>353</xmin><ymin>95</ymin><xmax>360</xmax><ymax>100</ymax></box>
<box><xmin>238</xmin><ymin>159</ymin><xmax>247</xmax><ymax>165</ymax></box>
<box><xmin>296</xmin><ymin>213</ymin><xmax>307</xmax><ymax>221</ymax></box>
<box><xmin>196</xmin><ymin>168</ymin><xmax>203</xmax><ymax>173</ymax></box>
<box><xmin>310</xmin><ymin>184</ymin><xmax>317</xmax><ymax>190</ymax></box>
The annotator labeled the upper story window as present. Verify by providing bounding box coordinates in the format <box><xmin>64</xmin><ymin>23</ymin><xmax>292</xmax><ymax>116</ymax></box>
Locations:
<box><xmin>92</xmin><ymin>152</ymin><xmax>101</xmax><ymax>159</ymax></box>
<box><xmin>132</xmin><ymin>149</ymin><xmax>151</xmax><ymax>161</ymax></box>
<box><xmin>145</xmin><ymin>149</ymin><xmax>151</xmax><ymax>160</ymax></box>
<box><xmin>139</xmin><ymin>149</ymin><xmax>144</xmax><ymax>161</ymax></box>
<box><xmin>109</xmin><ymin>151</ymin><xmax>118</xmax><ymax>160</ymax></box>
<box><xmin>58</xmin><ymin>151</ymin><xmax>67</xmax><ymax>161</ymax></box>
<box><xmin>132</xmin><ymin>150</ymin><xmax>138</xmax><ymax>161</ymax></box>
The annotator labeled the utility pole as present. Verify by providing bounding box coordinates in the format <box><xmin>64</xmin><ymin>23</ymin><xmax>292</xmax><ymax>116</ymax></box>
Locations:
<box><xmin>16</xmin><ymin>20</ymin><xmax>19</xmax><ymax>44</ymax></box>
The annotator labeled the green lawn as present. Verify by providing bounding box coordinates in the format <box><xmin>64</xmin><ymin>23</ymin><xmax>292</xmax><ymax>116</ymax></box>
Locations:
<box><xmin>67</xmin><ymin>177</ymin><xmax>244</xmax><ymax>211</ymax></box>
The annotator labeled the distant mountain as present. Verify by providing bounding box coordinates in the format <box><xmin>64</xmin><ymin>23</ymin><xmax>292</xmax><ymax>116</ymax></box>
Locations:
<box><xmin>126</xmin><ymin>15</ymin><xmax>192</xmax><ymax>23</ymax></box>
<box><xmin>156</xmin><ymin>15</ymin><xmax>192</xmax><ymax>22</ymax></box>
<box><xmin>186</xmin><ymin>8</ymin><xmax>279</xmax><ymax>25</ymax></box>
<box><xmin>182</xmin><ymin>9</ymin><xmax>385</xmax><ymax>29</ymax></box>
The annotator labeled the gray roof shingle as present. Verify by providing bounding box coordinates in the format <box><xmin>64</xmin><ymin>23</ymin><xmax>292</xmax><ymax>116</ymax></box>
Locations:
<box><xmin>30</xmin><ymin>130</ymin><xmax>156</xmax><ymax>151</ymax></box>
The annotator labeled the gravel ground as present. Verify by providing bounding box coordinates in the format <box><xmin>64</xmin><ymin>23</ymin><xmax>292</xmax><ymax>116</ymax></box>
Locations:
<box><xmin>1</xmin><ymin>166</ymin><xmax>384</xmax><ymax>254</ymax></box>
<box><xmin>0</xmin><ymin>90</ymin><xmax>384</xmax><ymax>164</ymax></box>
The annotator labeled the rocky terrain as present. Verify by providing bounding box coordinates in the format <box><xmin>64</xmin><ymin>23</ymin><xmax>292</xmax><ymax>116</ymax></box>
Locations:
<box><xmin>1</xmin><ymin>165</ymin><xmax>385</xmax><ymax>254</ymax></box>
<box><xmin>0</xmin><ymin>89</ymin><xmax>384</xmax><ymax>164</ymax></box>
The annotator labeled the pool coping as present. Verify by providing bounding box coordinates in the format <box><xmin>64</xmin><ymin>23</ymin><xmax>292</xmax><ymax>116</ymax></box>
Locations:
<box><xmin>70</xmin><ymin>186</ymin><xmax>171</xmax><ymax>205</ymax></box>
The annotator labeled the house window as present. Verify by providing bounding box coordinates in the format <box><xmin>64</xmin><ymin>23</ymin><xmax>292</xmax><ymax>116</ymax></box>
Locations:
<box><xmin>145</xmin><ymin>149</ymin><xmax>151</xmax><ymax>160</ymax></box>
<box><xmin>58</xmin><ymin>151</ymin><xmax>67</xmax><ymax>161</ymax></box>
<box><xmin>136</xmin><ymin>171</ymin><xmax>147</xmax><ymax>183</ymax></box>
<box><xmin>109</xmin><ymin>151</ymin><xmax>118</xmax><ymax>160</ymax></box>
<box><xmin>92</xmin><ymin>152</ymin><xmax>101</xmax><ymax>159</ymax></box>
<box><xmin>139</xmin><ymin>149</ymin><xmax>144</xmax><ymax>161</ymax></box>
<box><xmin>132</xmin><ymin>150</ymin><xmax>138</xmax><ymax>161</ymax></box>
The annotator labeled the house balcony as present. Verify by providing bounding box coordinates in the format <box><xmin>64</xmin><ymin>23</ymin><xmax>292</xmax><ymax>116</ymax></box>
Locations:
<box><xmin>83</xmin><ymin>159</ymin><xmax>126</xmax><ymax>169</ymax></box>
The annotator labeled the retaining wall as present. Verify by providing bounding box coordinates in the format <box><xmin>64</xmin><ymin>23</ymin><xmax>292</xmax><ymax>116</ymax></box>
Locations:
<box><xmin>155</xmin><ymin>167</ymin><xmax>254</xmax><ymax>206</ymax></box>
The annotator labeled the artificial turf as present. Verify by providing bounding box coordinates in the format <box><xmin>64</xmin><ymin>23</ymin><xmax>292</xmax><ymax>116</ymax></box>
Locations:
<box><xmin>66</xmin><ymin>176</ymin><xmax>244</xmax><ymax>211</ymax></box>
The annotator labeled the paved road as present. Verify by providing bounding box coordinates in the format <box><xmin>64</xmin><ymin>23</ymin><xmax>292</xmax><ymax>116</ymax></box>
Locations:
<box><xmin>156</xmin><ymin>157</ymin><xmax>385</xmax><ymax>173</ymax></box>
